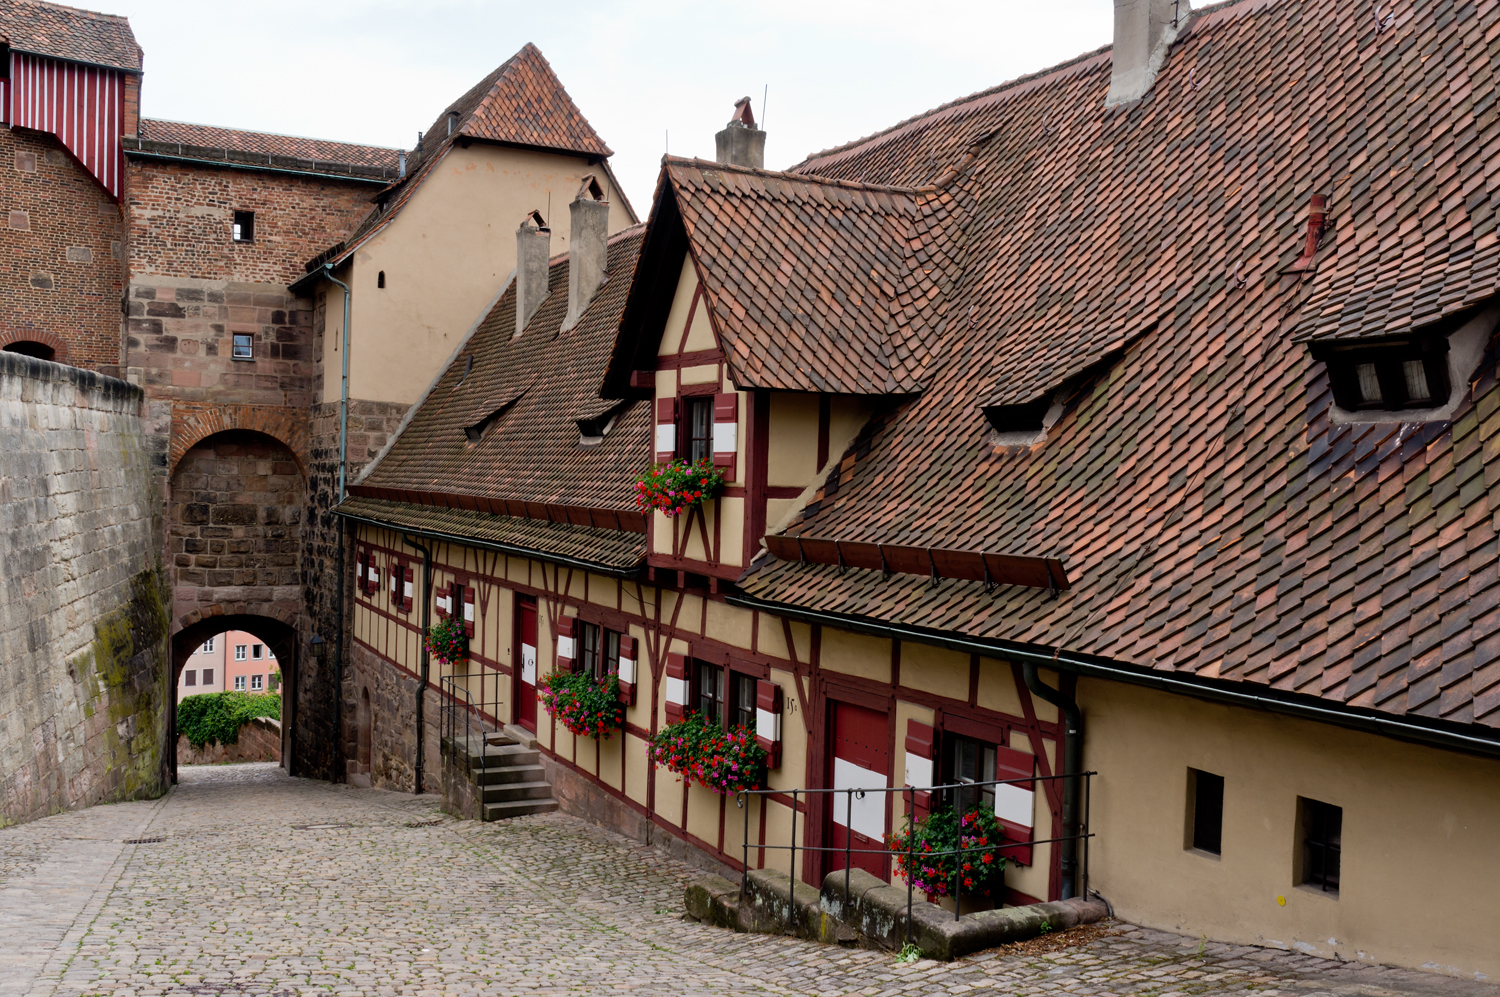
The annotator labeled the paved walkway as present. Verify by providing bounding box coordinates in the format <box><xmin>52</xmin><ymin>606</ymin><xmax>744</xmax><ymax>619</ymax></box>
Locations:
<box><xmin>0</xmin><ymin>764</ymin><xmax>1491</xmax><ymax>997</ymax></box>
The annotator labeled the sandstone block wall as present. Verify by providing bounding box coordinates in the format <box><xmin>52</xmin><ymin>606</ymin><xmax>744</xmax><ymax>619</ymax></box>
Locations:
<box><xmin>0</xmin><ymin>353</ymin><xmax>170</xmax><ymax>825</ymax></box>
<box><xmin>0</xmin><ymin>129</ymin><xmax>127</xmax><ymax>372</ymax></box>
<box><xmin>176</xmin><ymin>716</ymin><xmax>282</xmax><ymax>765</ymax></box>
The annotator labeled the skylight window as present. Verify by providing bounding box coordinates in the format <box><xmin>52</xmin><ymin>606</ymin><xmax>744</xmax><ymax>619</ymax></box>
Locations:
<box><xmin>1322</xmin><ymin>339</ymin><xmax>1450</xmax><ymax>413</ymax></box>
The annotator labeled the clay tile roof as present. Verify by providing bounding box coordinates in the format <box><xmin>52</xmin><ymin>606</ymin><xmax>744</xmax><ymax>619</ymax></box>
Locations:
<box><xmin>728</xmin><ymin>0</ymin><xmax>1500</xmax><ymax>733</ymax></box>
<box><xmin>421</xmin><ymin>42</ymin><xmax>610</xmax><ymax>161</ymax></box>
<box><xmin>137</xmin><ymin>119</ymin><xmax>401</xmax><ymax>171</ymax></box>
<box><xmin>350</xmin><ymin>226</ymin><xmax>650</xmax><ymax>529</ymax></box>
<box><xmin>662</xmin><ymin>158</ymin><xmax>940</xmax><ymax>394</ymax></box>
<box><xmin>0</xmin><ymin>0</ymin><xmax>140</xmax><ymax>71</ymax></box>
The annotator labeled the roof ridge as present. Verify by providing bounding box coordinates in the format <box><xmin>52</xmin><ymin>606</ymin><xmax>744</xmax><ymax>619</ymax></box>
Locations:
<box><xmin>141</xmin><ymin>117</ymin><xmax>399</xmax><ymax>152</ymax></box>
<box><xmin>665</xmin><ymin>156</ymin><xmax>922</xmax><ymax>196</ymax></box>
<box><xmin>12</xmin><ymin>0</ymin><xmax>127</xmax><ymax>22</ymax></box>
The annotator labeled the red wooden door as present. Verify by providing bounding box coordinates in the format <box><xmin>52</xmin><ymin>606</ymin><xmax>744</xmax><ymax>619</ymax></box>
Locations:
<box><xmin>827</xmin><ymin>701</ymin><xmax>890</xmax><ymax>879</ymax></box>
<box><xmin>515</xmin><ymin>597</ymin><xmax>538</xmax><ymax>732</ymax></box>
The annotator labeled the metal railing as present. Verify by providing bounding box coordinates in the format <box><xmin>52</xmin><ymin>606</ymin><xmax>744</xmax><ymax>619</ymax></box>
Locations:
<box><xmin>734</xmin><ymin>771</ymin><xmax>1094</xmax><ymax>947</ymax></box>
<box><xmin>440</xmin><ymin>673</ymin><xmax>496</xmax><ymax>774</ymax></box>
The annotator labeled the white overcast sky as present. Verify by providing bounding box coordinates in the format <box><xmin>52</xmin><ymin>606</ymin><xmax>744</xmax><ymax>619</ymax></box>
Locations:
<box><xmin>118</xmin><ymin>0</ymin><xmax>1116</xmax><ymax>211</ymax></box>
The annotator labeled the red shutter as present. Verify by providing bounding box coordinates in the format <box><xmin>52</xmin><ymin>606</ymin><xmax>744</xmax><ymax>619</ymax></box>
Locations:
<box><xmin>403</xmin><ymin>566</ymin><xmax>415</xmax><ymax>611</ymax></box>
<box><xmin>435</xmin><ymin>578</ymin><xmax>450</xmax><ymax>619</ymax></box>
<box><xmin>654</xmin><ymin>396</ymin><xmax>678</xmax><ymax>463</ymax></box>
<box><xmin>355</xmin><ymin>549</ymin><xmax>368</xmax><ymax>596</ymax></box>
<box><xmin>904</xmin><ymin>720</ymin><xmax>935</xmax><ymax>819</ymax></box>
<box><xmin>755</xmin><ymin>679</ymin><xmax>782</xmax><ymax>768</ymax></box>
<box><xmin>993</xmin><ymin>745</ymin><xmax>1036</xmax><ymax>866</ymax></box>
<box><xmin>617</xmin><ymin>635</ymin><xmax>638</xmax><ymax>705</ymax></box>
<box><xmin>712</xmin><ymin>392</ymin><xmax>738</xmax><ymax>481</ymax></box>
<box><xmin>463</xmin><ymin>585</ymin><xmax>476</xmax><ymax>637</ymax></box>
<box><xmin>390</xmin><ymin>561</ymin><xmax>401</xmax><ymax>604</ymax></box>
<box><xmin>664</xmin><ymin>652</ymin><xmax>688</xmax><ymax>721</ymax></box>
<box><xmin>556</xmin><ymin>615</ymin><xmax>576</xmax><ymax>673</ymax></box>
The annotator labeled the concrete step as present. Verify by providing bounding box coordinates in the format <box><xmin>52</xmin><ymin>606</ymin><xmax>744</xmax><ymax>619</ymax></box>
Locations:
<box><xmin>473</xmin><ymin>763</ymin><xmax>547</xmax><ymax>786</ymax></box>
<box><xmin>479</xmin><ymin>780</ymin><xmax>554</xmax><ymax>804</ymax></box>
<box><xmin>474</xmin><ymin>745</ymin><xmax>540</xmax><ymax>768</ymax></box>
<box><xmin>483</xmin><ymin>797</ymin><xmax>559</xmax><ymax>821</ymax></box>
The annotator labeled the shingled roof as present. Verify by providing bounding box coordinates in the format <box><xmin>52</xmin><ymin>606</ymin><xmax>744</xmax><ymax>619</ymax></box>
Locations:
<box><xmin>0</xmin><ymin>0</ymin><xmax>140</xmax><ymax>71</ymax></box>
<box><xmin>345</xmin><ymin>226</ymin><xmax>651</xmax><ymax>564</ymax></box>
<box><xmin>727</xmin><ymin>0</ymin><xmax>1500</xmax><ymax>733</ymax></box>
<box><xmin>136</xmin><ymin>119</ymin><xmax>401</xmax><ymax>171</ymax></box>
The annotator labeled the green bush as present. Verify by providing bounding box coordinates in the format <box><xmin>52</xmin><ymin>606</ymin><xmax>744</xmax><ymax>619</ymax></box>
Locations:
<box><xmin>177</xmin><ymin>691</ymin><xmax>281</xmax><ymax>749</ymax></box>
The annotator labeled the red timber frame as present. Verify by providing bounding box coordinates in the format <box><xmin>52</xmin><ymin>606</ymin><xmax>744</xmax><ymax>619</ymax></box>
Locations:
<box><xmin>351</xmin><ymin>525</ymin><xmax>1067</xmax><ymax>902</ymax></box>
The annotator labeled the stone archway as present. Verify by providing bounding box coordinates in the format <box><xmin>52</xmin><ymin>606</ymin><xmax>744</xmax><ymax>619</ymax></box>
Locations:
<box><xmin>171</xmin><ymin>611</ymin><xmax>299</xmax><ymax>783</ymax></box>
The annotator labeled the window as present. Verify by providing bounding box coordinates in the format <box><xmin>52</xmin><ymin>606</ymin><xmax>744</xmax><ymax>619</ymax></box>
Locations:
<box><xmin>576</xmin><ymin>622</ymin><xmax>620</xmax><ymax>680</ymax></box>
<box><xmin>251</xmin><ymin>674</ymin><xmax>264</xmax><ymax>691</ymax></box>
<box><xmin>201</xmin><ymin>636</ymin><xmax>215</xmax><ymax>653</ymax></box>
<box><xmin>1322</xmin><ymin>340</ymin><xmax>1450</xmax><ymax>412</ymax></box>
<box><xmin>377</xmin><ymin>270</ymin><xmax>386</xmax><ymax>289</ymax></box>
<box><xmin>232</xmin><ymin>333</ymin><xmax>253</xmax><ymax>359</ymax></box>
<box><xmin>1187</xmin><ymin>768</ymin><xmax>1224</xmax><ymax>855</ymax></box>
<box><xmin>234</xmin><ymin>675</ymin><xmax>246</xmax><ymax>690</ymax></box>
<box><xmin>235</xmin><ymin>644</ymin><xmax>247</xmax><ymax>661</ymax></box>
<box><xmin>232</xmin><ymin>210</ymin><xmax>254</xmax><ymax>242</ymax></box>
<box><xmin>266</xmin><ymin>647</ymin><xmax>275</xmax><ymax>659</ymax></box>
<box><xmin>732</xmin><ymin>672</ymin><xmax>757</xmax><ymax>731</ymax></box>
<box><xmin>184</xmin><ymin>669</ymin><xmax>197</xmax><ymax>687</ymax></box>
<box><xmin>202</xmin><ymin>668</ymin><xmax>214</xmax><ymax>686</ymax></box>
<box><xmin>684</xmin><ymin>397</ymin><xmax>713</xmax><ymax>462</ymax></box>
<box><xmin>947</xmin><ymin>734</ymin><xmax>998</xmax><ymax>814</ymax></box>
<box><xmin>695</xmin><ymin>661</ymin><xmax>726</xmax><ymax>723</ymax></box>
<box><xmin>447</xmin><ymin>111</ymin><xmax>460</xmax><ymax>135</ymax></box>
<box><xmin>252</xmin><ymin>644</ymin><xmax>264</xmax><ymax>660</ymax></box>
<box><xmin>1299</xmin><ymin>797</ymin><xmax>1342</xmax><ymax>894</ymax></box>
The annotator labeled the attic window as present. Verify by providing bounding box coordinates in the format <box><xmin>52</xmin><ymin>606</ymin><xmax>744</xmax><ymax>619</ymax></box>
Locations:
<box><xmin>984</xmin><ymin>398</ymin><xmax>1051</xmax><ymax>436</ymax></box>
<box><xmin>232</xmin><ymin>211</ymin><xmax>255</xmax><ymax>243</ymax></box>
<box><xmin>447</xmin><ymin>112</ymin><xmax>460</xmax><ymax>136</ymax></box>
<box><xmin>577</xmin><ymin>401</ymin><xmax>629</xmax><ymax>447</ymax></box>
<box><xmin>1322</xmin><ymin>339</ymin><xmax>1450</xmax><ymax>412</ymax></box>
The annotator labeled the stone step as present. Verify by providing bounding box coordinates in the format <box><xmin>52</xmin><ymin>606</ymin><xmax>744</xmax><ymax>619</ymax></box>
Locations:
<box><xmin>483</xmin><ymin>797</ymin><xmax>559</xmax><ymax>821</ymax></box>
<box><xmin>479</xmin><ymin>780</ymin><xmax>554</xmax><ymax>804</ymax></box>
<box><xmin>473</xmin><ymin>763</ymin><xmax>547</xmax><ymax>786</ymax></box>
<box><xmin>474</xmin><ymin>745</ymin><xmax>540</xmax><ymax>768</ymax></box>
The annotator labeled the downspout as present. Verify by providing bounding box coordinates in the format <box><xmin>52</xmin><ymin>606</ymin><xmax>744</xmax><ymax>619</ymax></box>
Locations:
<box><xmin>404</xmin><ymin>535</ymin><xmax>433</xmax><ymax>794</ymax></box>
<box><xmin>1022</xmin><ymin>662</ymin><xmax>1083</xmax><ymax>900</ymax></box>
<box><xmin>323</xmin><ymin>264</ymin><xmax>352</xmax><ymax>782</ymax></box>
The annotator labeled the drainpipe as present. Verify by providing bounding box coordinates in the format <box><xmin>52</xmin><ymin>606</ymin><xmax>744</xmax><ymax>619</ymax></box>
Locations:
<box><xmin>323</xmin><ymin>265</ymin><xmax>353</xmax><ymax>782</ymax></box>
<box><xmin>404</xmin><ymin>535</ymin><xmax>433</xmax><ymax>794</ymax></box>
<box><xmin>1022</xmin><ymin>662</ymin><xmax>1083</xmax><ymax>900</ymax></box>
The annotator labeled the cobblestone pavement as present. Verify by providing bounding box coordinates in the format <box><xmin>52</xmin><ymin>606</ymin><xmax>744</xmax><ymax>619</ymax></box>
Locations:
<box><xmin>0</xmin><ymin>764</ymin><xmax>1492</xmax><ymax>997</ymax></box>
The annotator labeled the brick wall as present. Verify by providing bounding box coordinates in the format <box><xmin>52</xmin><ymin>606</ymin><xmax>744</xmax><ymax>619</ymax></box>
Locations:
<box><xmin>126</xmin><ymin>158</ymin><xmax>377</xmax><ymax>285</ymax></box>
<box><xmin>0</xmin><ymin>353</ymin><xmax>170</xmax><ymax>825</ymax></box>
<box><xmin>0</xmin><ymin>128</ymin><xmax>126</xmax><ymax>373</ymax></box>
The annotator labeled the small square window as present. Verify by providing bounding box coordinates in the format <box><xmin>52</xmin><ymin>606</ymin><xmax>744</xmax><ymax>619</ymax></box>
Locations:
<box><xmin>201</xmin><ymin>636</ymin><xmax>215</xmax><ymax>653</ymax></box>
<box><xmin>235</xmin><ymin>644</ymin><xmax>247</xmax><ymax>661</ymax></box>
<box><xmin>234</xmin><ymin>675</ymin><xmax>246</xmax><ymax>690</ymax></box>
<box><xmin>1299</xmin><ymin>797</ymin><xmax>1342</xmax><ymax>894</ymax></box>
<box><xmin>251</xmin><ymin>674</ymin><xmax>264</xmax><ymax>691</ymax></box>
<box><xmin>1187</xmin><ymin>768</ymin><xmax>1224</xmax><ymax>855</ymax></box>
<box><xmin>232</xmin><ymin>334</ymin><xmax>253</xmax><ymax>359</ymax></box>
<box><xmin>252</xmin><ymin>644</ymin><xmax>264</xmax><ymax>660</ymax></box>
<box><xmin>184</xmin><ymin>669</ymin><xmax>197</xmax><ymax>687</ymax></box>
<box><xmin>232</xmin><ymin>210</ymin><xmax>255</xmax><ymax>242</ymax></box>
<box><xmin>202</xmin><ymin>668</ymin><xmax>214</xmax><ymax>686</ymax></box>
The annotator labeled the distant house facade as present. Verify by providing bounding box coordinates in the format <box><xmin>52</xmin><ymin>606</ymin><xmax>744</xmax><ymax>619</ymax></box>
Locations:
<box><xmin>339</xmin><ymin>0</ymin><xmax>1500</xmax><ymax>981</ymax></box>
<box><xmin>176</xmin><ymin>630</ymin><xmax>281</xmax><ymax>699</ymax></box>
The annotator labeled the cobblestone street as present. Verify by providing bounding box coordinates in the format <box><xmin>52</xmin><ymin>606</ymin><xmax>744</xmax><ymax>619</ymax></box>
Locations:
<box><xmin>0</xmin><ymin>764</ymin><xmax>1489</xmax><ymax>997</ymax></box>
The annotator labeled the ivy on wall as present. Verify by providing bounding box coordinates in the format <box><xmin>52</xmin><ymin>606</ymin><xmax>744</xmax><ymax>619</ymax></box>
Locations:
<box><xmin>177</xmin><ymin>692</ymin><xmax>281</xmax><ymax>749</ymax></box>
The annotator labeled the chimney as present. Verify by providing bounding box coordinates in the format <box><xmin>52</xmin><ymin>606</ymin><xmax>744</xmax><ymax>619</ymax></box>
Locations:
<box><xmin>715</xmin><ymin>97</ymin><xmax>765</xmax><ymax>169</ymax></box>
<box><xmin>515</xmin><ymin>210</ymin><xmax>550</xmax><ymax>338</ymax></box>
<box><xmin>561</xmin><ymin>175</ymin><xmax>610</xmax><ymax>333</ymax></box>
<box><xmin>1105</xmin><ymin>0</ymin><xmax>1187</xmax><ymax>107</ymax></box>
<box><xmin>397</xmin><ymin>149</ymin><xmax>406</xmax><ymax>178</ymax></box>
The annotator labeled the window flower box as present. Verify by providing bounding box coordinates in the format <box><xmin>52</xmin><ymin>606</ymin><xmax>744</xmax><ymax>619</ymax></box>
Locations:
<box><xmin>540</xmin><ymin>669</ymin><xmax>624</xmax><ymax>741</ymax></box>
<box><xmin>888</xmin><ymin>805</ymin><xmax>1008</xmax><ymax>900</ymax></box>
<box><xmin>650</xmin><ymin>712</ymin><xmax>767</xmax><ymax>794</ymax></box>
<box><xmin>634</xmin><ymin>457</ymin><xmax>724</xmax><ymax>518</ymax></box>
<box><xmin>425</xmin><ymin>617</ymin><xmax>469</xmax><ymax>668</ymax></box>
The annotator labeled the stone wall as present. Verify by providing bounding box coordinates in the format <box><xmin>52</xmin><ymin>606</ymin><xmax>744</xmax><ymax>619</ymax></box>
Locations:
<box><xmin>125</xmin><ymin>159</ymin><xmax>376</xmax><ymax>285</ymax></box>
<box><xmin>0</xmin><ymin>129</ymin><xmax>127</xmax><ymax>373</ymax></box>
<box><xmin>0</xmin><ymin>353</ymin><xmax>170</xmax><ymax>825</ymax></box>
<box><xmin>176</xmin><ymin>717</ymin><xmax>282</xmax><ymax>765</ymax></box>
<box><xmin>347</xmin><ymin>641</ymin><xmax>441</xmax><ymax>793</ymax></box>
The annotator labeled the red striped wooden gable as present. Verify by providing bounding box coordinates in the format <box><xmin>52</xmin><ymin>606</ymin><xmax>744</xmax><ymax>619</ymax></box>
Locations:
<box><xmin>8</xmin><ymin>53</ymin><xmax>124</xmax><ymax>200</ymax></box>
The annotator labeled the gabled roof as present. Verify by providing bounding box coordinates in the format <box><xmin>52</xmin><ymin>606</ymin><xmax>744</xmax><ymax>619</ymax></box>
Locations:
<box><xmin>727</xmin><ymin>0</ymin><xmax>1500</xmax><ymax>733</ymax></box>
<box><xmin>298</xmin><ymin>43</ymin><xmax>624</xmax><ymax>279</ymax></box>
<box><xmin>0</xmin><ymin>0</ymin><xmax>140</xmax><ymax>71</ymax></box>
<box><xmin>608</xmin><ymin>158</ymin><xmax>946</xmax><ymax>395</ymax></box>
<box><xmin>348</xmin><ymin>226</ymin><xmax>650</xmax><ymax>532</ymax></box>
<box><xmin>136</xmin><ymin>119</ymin><xmax>401</xmax><ymax>172</ymax></box>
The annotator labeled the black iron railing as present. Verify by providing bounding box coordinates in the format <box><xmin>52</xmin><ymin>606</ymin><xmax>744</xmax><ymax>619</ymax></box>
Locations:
<box><xmin>440</xmin><ymin>673</ymin><xmax>496</xmax><ymax>774</ymax></box>
<box><xmin>735</xmin><ymin>771</ymin><xmax>1094</xmax><ymax>947</ymax></box>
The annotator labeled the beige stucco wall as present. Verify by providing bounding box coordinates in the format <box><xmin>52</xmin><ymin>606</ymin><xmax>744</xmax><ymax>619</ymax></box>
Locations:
<box><xmin>321</xmin><ymin>144</ymin><xmax>633</xmax><ymax>406</ymax></box>
<box><xmin>1083</xmin><ymin>678</ymin><xmax>1500</xmax><ymax>979</ymax></box>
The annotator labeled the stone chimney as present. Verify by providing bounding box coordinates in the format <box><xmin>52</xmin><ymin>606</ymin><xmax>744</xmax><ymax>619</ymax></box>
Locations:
<box><xmin>561</xmin><ymin>176</ymin><xmax>610</xmax><ymax>333</ymax></box>
<box><xmin>515</xmin><ymin>210</ymin><xmax>550</xmax><ymax>338</ymax></box>
<box><xmin>1105</xmin><ymin>0</ymin><xmax>1187</xmax><ymax>107</ymax></box>
<box><xmin>715</xmin><ymin>97</ymin><xmax>765</xmax><ymax>169</ymax></box>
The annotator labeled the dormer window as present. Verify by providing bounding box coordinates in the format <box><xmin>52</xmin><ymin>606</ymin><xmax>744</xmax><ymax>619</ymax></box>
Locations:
<box><xmin>684</xmin><ymin>396</ymin><xmax>712</xmax><ymax>461</ymax></box>
<box><xmin>447</xmin><ymin>112</ymin><xmax>460</xmax><ymax>135</ymax></box>
<box><xmin>1322</xmin><ymin>339</ymin><xmax>1450</xmax><ymax>413</ymax></box>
